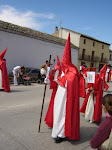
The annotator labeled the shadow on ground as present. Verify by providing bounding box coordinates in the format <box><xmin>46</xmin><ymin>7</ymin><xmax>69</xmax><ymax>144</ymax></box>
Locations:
<box><xmin>67</xmin><ymin>126</ymin><xmax>97</xmax><ymax>145</ymax></box>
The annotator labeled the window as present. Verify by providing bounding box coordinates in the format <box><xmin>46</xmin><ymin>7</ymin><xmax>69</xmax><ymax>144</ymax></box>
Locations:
<box><xmin>102</xmin><ymin>45</ymin><xmax>104</xmax><ymax>49</ymax></box>
<box><xmin>84</xmin><ymin>39</ymin><xmax>86</xmax><ymax>44</ymax></box>
<box><xmin>110</xmin><ymin>54</ymin><xmax>112</xmax><ymax>60</ymax></box>
<box><xmin>101</xmin><ymin>53</ymin><xmax>104</xmax><ymax>61</ymax></box>
<box><xmin>82</xmin><ymin>49</ymin><xmax>85</xmax><ymax>59</ymax></box>
<box><xmin>91</xmin><ymin>51</ymin><xmax>94</xmax><ymax>61</ymax></box>
<box><xmin>93</xmin><ymin>42</ymin><xmax>95</xmax><ymax>47</ymax></box>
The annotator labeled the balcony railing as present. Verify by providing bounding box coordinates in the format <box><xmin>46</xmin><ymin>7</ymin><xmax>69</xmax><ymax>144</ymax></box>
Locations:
<box><xmin>78</xmin><ymin>55</ymin><xmax>91</xmax><ymax>61</ymax></box>
<box><xmin>78</xmin><ymin>54</ymin><xmax>108</xmax><ymax>63</ymax></box>
<box><xmin>101</xmin><ymin>58</ymin><xmax>108</xmax><ymax>63</ymax></box>
<box><xmin>90</xmin><ymin>56</ymin><xmax>100</xmax><ymax>62</ymax></box>
<box><xmin>99</xmin><ymin>58</ymin><xmax>108</xmax><ymax>63</ymax></box>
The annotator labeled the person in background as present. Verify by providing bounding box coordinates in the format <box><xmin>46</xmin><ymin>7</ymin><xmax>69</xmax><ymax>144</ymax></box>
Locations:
<box><xmin>100</xmin><ymin>63</ymin><xmax>109</xmax><ymax>91</ymax></box>
<box><xmin>40</xmin><ymin>60</ymin><xmax>52</xmax><ymax>84</ymax></box>
<box><xmin>40</xmin><ymin>60</ymin><xmax>49</xmax><ymax>75</ymax></box>
<box><xmin>90</xmin><ymin>94</ymin><xmax>112</xmax><ymax>149</ymax></box>
<box><xmin>80</xmin><ymin>74</ymin><xmax>103</xmax><ymax>123</ymax></box>
<box><xmin>79</xmin><ymin>65</ymin><xmax>87</xmax><ymax>98</ymax></box>
<box><xmin>12</xmin><ymin>66</ymin><xmax>24</xmax><ymax>86</ymax></box>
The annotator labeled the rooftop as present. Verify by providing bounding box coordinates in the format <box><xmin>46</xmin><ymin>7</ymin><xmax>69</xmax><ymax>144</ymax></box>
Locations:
<box><xmin>0</xmin><ymin>20</ymin><xmax>78</xmax><ymax>49</ymax></box>
<box><xmin>60</xmin><ymin>27</ymin><xmax>110</xmax><ymax>45</ymax></box>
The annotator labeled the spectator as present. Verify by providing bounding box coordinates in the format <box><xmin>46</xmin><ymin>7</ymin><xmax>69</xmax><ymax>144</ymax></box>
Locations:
<box><xmin>40</xmin><ymin>60</ymin><xmax>52</xmax><ymax>84</ymax></box>
<box><xmin>12</xmin><ymin>66</ymin><xmax>24</xmax><ymax>86</ymax></box>
<box><xmin>40</xmin><ymin>60</ymin><xmax>49</xmax><ymax>76</ymax></box>
<box><xmin>90</xmin><ymin>94</ymin><xmax>112</xmax><ymax>149</ymax></box>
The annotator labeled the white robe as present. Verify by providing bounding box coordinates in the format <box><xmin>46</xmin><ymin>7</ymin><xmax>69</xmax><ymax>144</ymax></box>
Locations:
<box><xmin>85</xmin><ymin>93</ymin><xmax>95</xmax><ymax>122</ymax></box>
<box><xmin>0</xmin><ymin>69</ymin><xmax>3</xmax><ymax>89</ymax></box>
<box><xmin>52</xmin><ymin>72</ymin><xmax>67</xmax><ymax>138</ymax></box>
<box><xmin>105</xmin><ymin>69</ymin><xmax>110</xmax><ymax>82</ymax></box>
<box><xmin>12</xmin><ymin>66</ymin><xmax>21</xmax><ymax>86</ymax></box>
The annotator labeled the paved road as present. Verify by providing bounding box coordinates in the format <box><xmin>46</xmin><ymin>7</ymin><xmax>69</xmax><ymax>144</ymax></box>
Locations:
<box><xmin>0</xmin><ymin>82</ymin><xmax>112</xmax><ymax>150</ymax></box>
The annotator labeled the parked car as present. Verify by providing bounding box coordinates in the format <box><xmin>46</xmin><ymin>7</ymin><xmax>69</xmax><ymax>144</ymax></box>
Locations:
<box><xmin>25</xmin><ymin>67</ymin><xmax>40</xmax><ymax>82</ymax></box>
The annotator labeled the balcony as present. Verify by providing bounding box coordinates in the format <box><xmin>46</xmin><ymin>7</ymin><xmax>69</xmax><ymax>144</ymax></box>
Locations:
<box><xmin>90</xmin><ymin>56</ymin><xmax>100</xmax><ymax>62</ymax></box>
<box><xmin>100</xmin><ymin>58</ymin><xmax>108</xmax><ymax>63</ymax></box>
<box><xmin>78</xmin><ymin>55</ymin><xmax>108</xmax><ymax>63</ymax></box>
<box><xmin>78</xmin><ymin>54</ymin><xmax>91</xmax><ymax>61</ymax></box>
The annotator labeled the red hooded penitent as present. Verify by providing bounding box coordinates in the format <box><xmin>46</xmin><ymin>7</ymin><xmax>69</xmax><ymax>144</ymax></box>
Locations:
<box><xmin>59</xmin><ymin>33</ymin><xmax>80</xmax><ymax>140</ymax></box>
<box><xmin>0</xmin><ymin>48</ymin><xmax>10</xmax><ymax>92</ymax></box>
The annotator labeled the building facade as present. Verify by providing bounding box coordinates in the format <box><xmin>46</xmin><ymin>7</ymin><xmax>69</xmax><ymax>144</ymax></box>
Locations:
<box><xmin>108</xmin><ymin>49</ymin><xmax>112</xmax><ymax>67</ymax></box>
<box><xmin>53</xmin><ymin>27</ymin><xmax>110</xmax><ymax>72</ymax></box>
<box><xmin>0</xmin><ymin>21</ymin><xmax>79</xmax><ymax>73</ymax></box>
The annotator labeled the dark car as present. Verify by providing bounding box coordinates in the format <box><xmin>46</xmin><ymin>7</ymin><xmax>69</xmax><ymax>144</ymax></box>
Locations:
<box><xmin>25</xmin><ymin>67</ymin><xmax>40</xmax><ymax>82</ymax></box>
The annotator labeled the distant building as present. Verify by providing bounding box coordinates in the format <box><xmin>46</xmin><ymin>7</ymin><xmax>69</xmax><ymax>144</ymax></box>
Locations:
<box><xmin>0</xmin><ymin>20</ymin><xmax>79</xmax><ymax>73</ymax></box>
<box><xmin>53</xmin><ymin>27</ymin><xmax>110</xmax><ymax>72</ymax></box>
<box><xmin>108</xmin><ymin>49</ymin><xmax>112</xmax><ymax>67</ymax></box>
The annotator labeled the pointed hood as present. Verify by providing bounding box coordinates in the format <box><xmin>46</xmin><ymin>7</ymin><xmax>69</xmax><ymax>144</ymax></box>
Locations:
<box><xmin>61</xmin><ymin>33</ymin><xmax>72</xmax><ymax>65</ymax></box>
<box><xmin>61</xmin><ymin>33</ymin><xmax>73</xmax><ymax>73</ymax></box>
<box><xmin>57</xmin><ymin>55</ymin><xmax>60</xmax><ymax>66</ymax></box>
<box><xmin>100</xmin><ymin>63</ymin><xmax>109</xmax><ymax>90</ymax></box>
<box><xmin>81</xmin><ymin>65</ymin><xmax>87</xmax><ymax>76</ymax></box>
<box><xmin>0</xmin><ymin>48</ymin><xmax>7</xmax><ymax>60</ymax></box>
<box><xmin>100</xmin><ymin>63</ymin><xmax>107</xmax><ymax>78</ymax></box>
<box><xmin>54</xmin><ymin>55</ymin><xmax>61</xmax><ymax>71</ymax></box>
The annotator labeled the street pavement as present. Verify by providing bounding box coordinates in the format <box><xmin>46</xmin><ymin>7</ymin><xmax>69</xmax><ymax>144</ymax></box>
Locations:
<box><xmin>0</xmin><ymin>82</ymin><xmax>112</xmax><ymax>150</ymax></box>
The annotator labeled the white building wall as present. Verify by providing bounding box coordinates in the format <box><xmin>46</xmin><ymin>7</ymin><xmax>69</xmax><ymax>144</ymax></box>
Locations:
<box><xmin>108</xmin><ymin>60</ymin><xmax>112</xmax><ymax>66</ymax></box>
<box><xmin>0</xmin><ymin>31</ymin><xmax>78</xmax><ymax>73</ymax></box>
<box><xmin>59</xmin><ymin>28</ymin><xmax>81</xmax><ymax>47</ymax></box>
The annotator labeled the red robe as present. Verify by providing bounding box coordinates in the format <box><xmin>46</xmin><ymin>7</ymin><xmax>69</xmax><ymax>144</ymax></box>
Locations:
<box><xmin>0</xmin><ymin>60</ymin><xmax>10</xmax><ymax>92</ymax></box>
<box><xmin>80</xmin><ymin>74</ymin><xmax>103</xmax><ymax>123</ymax></box>
<box><xmin>79</xmin><ymin>72</ymin><xmax>86</xmax><ymax>98</ymax></box>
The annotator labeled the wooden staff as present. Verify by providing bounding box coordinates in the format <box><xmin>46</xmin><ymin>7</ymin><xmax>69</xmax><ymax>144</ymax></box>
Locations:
<box><xmin>38</xmin><ymin>55</ymin><xmax>51</xmax><ymax>132</ymax></box>
<box><xmin>52</xmin><ymin>58</ymin><xmax>55</xmax><ymax>69</ymax></box>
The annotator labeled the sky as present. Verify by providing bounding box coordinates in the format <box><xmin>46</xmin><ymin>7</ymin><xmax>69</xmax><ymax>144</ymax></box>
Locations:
<box><xmin>0</xmin><ymin>0</ymin><xmax>112</xmax><ymax>46</ymax></box>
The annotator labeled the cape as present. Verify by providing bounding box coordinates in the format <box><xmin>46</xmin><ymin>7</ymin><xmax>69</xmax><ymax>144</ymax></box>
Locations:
<box><xmin>80</xmin><ymin>74</ymin><xmax>103</xmax><ymax>123</ymax></box>
<box><xmin>44</xmin><ymin>69</ymin><xmax>58</xmax><ymax>128</ymax></box>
